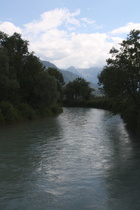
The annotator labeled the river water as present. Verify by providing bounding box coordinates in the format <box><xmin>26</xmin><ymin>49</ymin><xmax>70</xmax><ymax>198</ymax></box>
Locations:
<box><xmin>0</xmin><ymin>107</ymin><xmax>140</xmax><ymax>210</ymax></box>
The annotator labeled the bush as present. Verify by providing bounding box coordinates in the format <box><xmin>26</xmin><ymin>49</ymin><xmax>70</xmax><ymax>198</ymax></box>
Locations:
<box><xmin>0</xmin><ymin>101</ymin><xmax>19</xmax><ymax>123</ymax></box>
<box><xmin>17</xmin><ymin>103</ymin><xmax>35</xmax><ymax>120</ymax></box>
<box><xmin>51</xmin><ymin>104</ymin><xmax>63</xmax><ymax>114</ymax></box>
<box><xmin>0</xmin><ymin>108</ymin><xmax>5</xmax><ymax>124</ymax></box>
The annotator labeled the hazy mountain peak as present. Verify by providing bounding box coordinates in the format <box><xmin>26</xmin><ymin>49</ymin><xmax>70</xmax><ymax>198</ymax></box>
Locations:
<box><xmin>67</xmin><ymin>66</ymin><xmax>76</xmax><ymax>71</ymax></box>
<box><xmin>41</xmin><ymin>60</ymin><xmax>58</xmax><ymax>69</ymax></box>
<box><xmin>41</xmin><ymin>59</ymin><xmax>101</xmax><ymax>85</ymax></box>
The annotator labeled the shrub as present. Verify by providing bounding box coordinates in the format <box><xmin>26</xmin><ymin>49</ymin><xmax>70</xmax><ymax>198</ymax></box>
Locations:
<box><xmin>0</xmin><ymin>108</ymin><xmax>5</xmax><ymax>124</ymax></box>
<box><xmin>17</xmin><ymin>103</ymin><xmax>35</xmax><ymax>120</ymax></box>
<box><xmin>0</xmin><ymin>101</ymin><xmax>19</xmax><ymax>123</ymax></box>
<box><xmin>51</xmin><ymin>104</ymin><xmax>63</xmax><ymax>114</ymax></box>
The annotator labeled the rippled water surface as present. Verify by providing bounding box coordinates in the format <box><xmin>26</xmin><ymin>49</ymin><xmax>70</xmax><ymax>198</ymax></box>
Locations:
<box><xmin>0</xmin><ymin>107</ymin><xmax>140</xmax><ymax>209</ymax></box>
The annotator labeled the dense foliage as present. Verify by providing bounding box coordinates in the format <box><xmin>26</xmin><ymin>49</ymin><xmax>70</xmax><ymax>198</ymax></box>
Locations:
<box><xmin>98</xmin><ymin>30</ymin><xmax>140</xmax><ymax>132</ymax></box>
<box><xmin>0</xmin><ymin>31</ymin><xmax>62</xmax><ymax>124</ymax></box>
<box><xmin>47</xmin><ymin>67</ymin><xmax>65</xmax><ymax>102</ymax></box>
<box><xmin>63</xmin><ymin>77</ymin><xmax>94</xmax><ymax>106</ymax></box>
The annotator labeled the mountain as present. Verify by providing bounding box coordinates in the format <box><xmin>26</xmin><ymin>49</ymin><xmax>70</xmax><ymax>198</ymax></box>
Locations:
<box><xmin>41</xmin><ymin>60</ymin><xmax>102</xmax><ymax>85</ymax></box>
<box><xmin>65</xmin><ymin>66</ymin><xmax>102</xmax><ymax>85</ymax></box>
<box><xmin>41</xmin><ymin>60</ymin><xmax>79</xmax><ymax>84</ymax></box>
<box><xmin>41</xmin><ymin>60</ymin><xmax>102</xmax><ymax>95</ymax></box>
<box><xmin>41</xmin><ymin>60</ymin><xmax>58</xmax><ymax>69</ymax></box>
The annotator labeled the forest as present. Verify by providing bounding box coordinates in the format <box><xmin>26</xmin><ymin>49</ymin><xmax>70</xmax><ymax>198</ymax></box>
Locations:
<box><xmin>0</xmin><ymin>31</ymin><xmax>63</xmax><ymax>124</ymax></box>
<box><xmin>98</xmin><ymin>30</ymin><xmax>140</xmax><ymax>133</ymax></box>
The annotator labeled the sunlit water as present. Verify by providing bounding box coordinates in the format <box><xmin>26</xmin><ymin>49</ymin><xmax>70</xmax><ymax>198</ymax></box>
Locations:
<box><xmin>0</xmin><ymin>107</ymin><xmax>140</xmax><ymax>209</ymax></box>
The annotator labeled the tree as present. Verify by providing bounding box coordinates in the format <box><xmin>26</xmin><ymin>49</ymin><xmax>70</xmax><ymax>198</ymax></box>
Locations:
<box><xmin>0</xmin><ymin>39</ymin><xmax>20</xmax><ymax>103</ymax></box>
<box><xmin>47</xmin><ymin>67</ymin><xmax>65</xmax><ymax>86</ymax></box>
<box><xmin>98</xmin><ymin>30</ymin><xmax>140</xmax><ymax>131</ymax></box>
<box><xmin>64</xmin><ymin>78</ymin><xmax>93</xmax><ymax>101</ymax></box>
<box><xmin>0</xmin><ymin>32</ymin><xmax>29</xmax><ymax>78</ymax></box>
<box><xmin>0</xmin><ymin>31</ymin><xmax>61</xmax><ymax>123</ymax></box>
<box><xmin>47</xmin><ymin>67</ymin><xmax>65</xmax><ymax>102</ymax></box>
<box><xmin>20</xmin><ymin>54</ymin><xmax>59</xmax><ymax>107</ymax></box>
<box><xmin>98</xmin><ymin>30</ymin><xmax>140</xmax><ymax>106</ymax></box>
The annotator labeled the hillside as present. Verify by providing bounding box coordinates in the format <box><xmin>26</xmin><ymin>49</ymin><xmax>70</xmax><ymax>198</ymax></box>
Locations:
<box><xmin>65</xmin><ymin>66</ymin><xmax>102</xmax><ymax>85</ymax></box>
<box><xmin>41</xmin><ymin>60</ymin><xmax>101</xmax><ymax>85</ymax></box>
<box><xmin>41</xmin><ymin>60</ymin><xmax>79</xmax><ymax>84</ymax></box>
<box><xmin>41</xmin><ymin>60</ymin><xmax>102</xmax><ymax>95</ymax></box>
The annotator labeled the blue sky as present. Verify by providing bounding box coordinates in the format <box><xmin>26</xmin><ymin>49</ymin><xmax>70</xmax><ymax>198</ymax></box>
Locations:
<box><xmin>0</xmin><ymin>0</ymin><xmax>140</xmax><ymax>68</ymax></box>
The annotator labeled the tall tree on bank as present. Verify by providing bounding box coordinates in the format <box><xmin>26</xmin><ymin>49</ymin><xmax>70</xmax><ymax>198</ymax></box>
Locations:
<box><xmin>47</xmin><ymin>67</ymin><xmax>65</xmax><ymax>102</ymax></box>
<box><xmin>0</xmin><ymin>31</ymin><xmax>60</xmax><ymax>123</ymax></box>
<box><xmin>98</xmin><ymin>30</ymin><xmax>140</xmax><ymax>106</ymax></box>
<box><xmin>98</xmin><ymin>30</ymin><xmax>140</xmax><ymax>131</ymax></box>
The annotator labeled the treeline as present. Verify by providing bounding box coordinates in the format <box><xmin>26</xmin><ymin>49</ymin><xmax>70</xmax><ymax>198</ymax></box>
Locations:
<box><xmin>63</xmin><ymin>77</ymin><xmax>94</xmax><ymax>106</ymax></box>
<box><xmin>0</xmin><ymin>32</ymin><xmax>62</xmax><ymax>124</ymax></box>
<box><xmin>98</xmin><ymin>30</ymin><xmax>140</xmax><ymax>133</ymax></box>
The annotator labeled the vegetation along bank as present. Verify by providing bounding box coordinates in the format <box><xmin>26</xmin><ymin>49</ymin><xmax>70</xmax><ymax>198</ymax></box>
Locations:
<box><xmin>0</xmin><ymin>31</ymin><xmax>63</xmax><ymax>124</ymax></box>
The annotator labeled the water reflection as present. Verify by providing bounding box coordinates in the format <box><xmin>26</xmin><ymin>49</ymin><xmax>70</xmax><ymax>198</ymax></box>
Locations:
<box><xmin>98</xmin><ymin>111</ymin><xmax>140</xmax><ymax>209</ymax></box>
<box><xmin>0</xmin><ymin>108</ymin><xmax>140</xmax><ymax>209</ymax></box>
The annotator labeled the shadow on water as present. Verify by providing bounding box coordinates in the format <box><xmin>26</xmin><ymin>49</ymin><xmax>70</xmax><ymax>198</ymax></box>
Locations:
<box><xmin>99</xmin><ymin>111</ymin><xmax>140</xmax><ymax>209</ymax></box>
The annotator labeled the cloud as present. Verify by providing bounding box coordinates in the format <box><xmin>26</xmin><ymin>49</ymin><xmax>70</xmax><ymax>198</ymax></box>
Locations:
<box><xmin>81</xmin><ymin>18</ymin><xmax>96</xmax><ymax>25</ymax></box>
<box><xmin>35</xmin><ymin>32</ymin><xmax>113</xmax><ymax>68</ymax></box>
<box><xmin>22</xmin><ymin>8</ymin><xmax>113</xmax><ymax>68</ymax></box>
<box><xmin>1</xmin><ymin>9</ymin><xmax>140</xmax><ymax>69</ymax></box>
<box><xmin>24</xmin><ymin>8</ymin><xmax>81</xmax><ymax>35</ymax></box>
<box><xmin>111</xmin><ymin>22</ymin><xmax>140</xmax><ymax>34</ymax></box>
<box><xmin>27</xmin><ymin>29</ymin><xmax>113</xmax><ymax>68</ymax></box>
<box><xmin>0</xmin><ymin>21</ymin><xmax>22</xmax><ymax>35</ymax></box>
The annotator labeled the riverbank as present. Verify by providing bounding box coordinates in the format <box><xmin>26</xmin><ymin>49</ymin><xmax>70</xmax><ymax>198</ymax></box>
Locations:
<box><xmin>63</xmin><ymin>97</ymin><xmax>140</xmax><ymax>135</ymax></box>
<box><xmin>0</xmin><ymin>101</ymin><xmax>63</xmax><ymax>125</ymax></box>
<box><xmin>63</xmin><ymin>97</ymin><xmax>112</xmax><ymax>110</ymax></box>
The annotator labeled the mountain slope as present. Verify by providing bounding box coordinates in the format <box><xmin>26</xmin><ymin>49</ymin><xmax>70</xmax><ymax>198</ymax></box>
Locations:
<box><xmin>41</xmin><ymin>60</ymin><xmax>79</xmax><ymax>84</ymax></box>
<box><xmin>41</xmin><ymin>60</ymin><xmax>58</xmax><ymax>69</ymax></box>
<box><xmin>65</xmin><ymin>66</ymin><xmax>102</xmax><ymax>85</ymax></box>
<box><xmin>41</xmin><ymin>60</ymin><xmax>102</xmax><ymax>95</ymax></box>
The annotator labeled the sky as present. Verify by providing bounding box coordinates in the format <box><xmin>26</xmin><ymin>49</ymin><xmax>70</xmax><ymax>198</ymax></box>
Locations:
<box><xmin>0</xmin><ymin>0</ymin><xmax>140</xmax><ymax>69</ymax></box>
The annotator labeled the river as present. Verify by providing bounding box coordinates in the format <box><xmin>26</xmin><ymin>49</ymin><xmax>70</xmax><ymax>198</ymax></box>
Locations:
<box><xmin>0</xmin><ymin>107</ymin><xmax>140</xmax><ymax>209</ymax></box>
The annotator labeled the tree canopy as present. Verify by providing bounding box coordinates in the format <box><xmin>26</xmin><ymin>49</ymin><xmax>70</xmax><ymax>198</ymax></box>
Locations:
<box><xmin>47</xmin><ymin>67</ymin><xmax>65</xmax><ymax>102</ymax></box>
<box><xmin>98</xmin><ymin>29</ymin><xmax>140</xmax><ymax>106</ymax></box>
<box><xmin>64</xmin><ymin>77</ymin><xmax>93</xmax><ymax>101</ymax></box>
<box><xmin>98</xmin><ymin>30</ymin><xmax>140</xmax><ymax>131</ymax></box>
<box><xmin>0</xmin><ymin>31</ymin><xmax>62</xmax><ymax>123</ymax></box>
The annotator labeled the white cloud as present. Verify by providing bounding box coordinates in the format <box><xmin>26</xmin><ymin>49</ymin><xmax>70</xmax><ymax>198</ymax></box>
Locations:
<box><xmin>24</xmin><ymin>8</ymin><xmax>81</xmax><ymax>35</ymax></box>
<box><xmin>1</xmin><ymin>9</ymin><xmax>140</xmax><ymax>69</ymax></box>
<box><xmin>22</xmin><ymin>9</ymin><xmax>113</xmax><ymax>68</ymax></box>
<box><xmin>0</xmin><ymin>21</ymin><xmax>22</xmax><ymax>35</ymax></box>
<box><xmin>46</xmin><ymin>33</ymin><xmax>113</xmax><ymax>68</ymax></box>
<box><xmin>27</xmin><ymin>29</ymin><xmax>114</xmax><ymax>68</ymax></box>
<box><xmin>111</xmin><ymin>22</ymin><xmax>140</xmax><ymax>35</ymax></box>
<box><xmin>81</xmin><ymin>18</ymin><xmax>96</xmax><ymax>25</ymax></box>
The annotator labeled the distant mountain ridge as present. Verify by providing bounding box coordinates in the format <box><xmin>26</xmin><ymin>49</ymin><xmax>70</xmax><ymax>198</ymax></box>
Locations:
<box><xmin>41</xmin><ymin>60</ymin><xmax>58</xmax><ymax>69</ymax></box>
<box><xmin>41</xmin><ymin>60</ymin><xmax>101</xmax><ymax>85</ymax></box>
<box><xmin>41</xmin><ymin>60</ymin><xmax>80</xmax><ymax>84</ymax></box>
<box><xmin>65</xmin><ymin>66</ymin><xmax>102</xmax><ymax>85</ymax></box>
<box><xmin>41</xmin><ymin>60</ymin><xmax>102</xmax><ymax>95</ymax></box>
